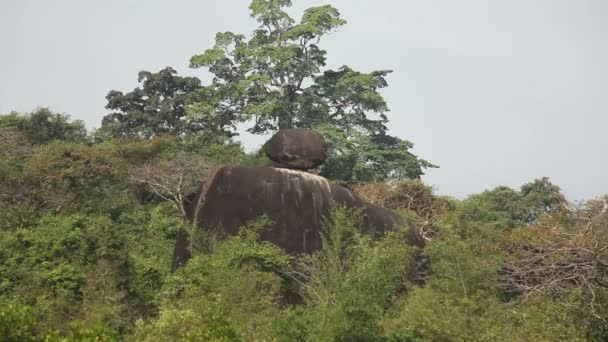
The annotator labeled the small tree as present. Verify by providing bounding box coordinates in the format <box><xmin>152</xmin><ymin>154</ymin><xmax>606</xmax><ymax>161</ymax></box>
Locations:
<box><xmin>129</xmin><ymin>152</ymin><xmax>214</xmax><ymax>220</ymax></box>
<box><xmin>129</xmin><ymin>152</ymin><xmax>218</xmax><ymax>258</ymax></box>
<box><xmin>0</xmin><ymin>108</ymin><xmax>86</xmax><ymax>145</ymax></box>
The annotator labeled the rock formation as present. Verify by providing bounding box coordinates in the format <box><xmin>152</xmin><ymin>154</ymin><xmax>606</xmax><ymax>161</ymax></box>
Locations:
<box><xmin>172</xmin><ymin>129</ymin><xmax>423</xmax><ymax>270</ymax></box>
<box><xmin>264</xmin><ymin>128</ymin><xmax>326</xmax><ymax>170</ymax></box>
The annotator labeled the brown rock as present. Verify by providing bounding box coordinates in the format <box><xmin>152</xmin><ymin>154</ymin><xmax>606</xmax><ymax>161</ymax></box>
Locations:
<box><xmin>172</xmin><ymin>166</ymin><xmax>424</xmax><ymax>270</ymax></box>
<box><xmin>264</xmin><ymin>128</ymin><xmax>326</xmax><ymax>170</ymax></box>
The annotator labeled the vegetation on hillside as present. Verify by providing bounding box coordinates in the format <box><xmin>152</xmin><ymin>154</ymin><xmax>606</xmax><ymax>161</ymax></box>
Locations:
<box><xmin>1</xmin><ymin>0</ymin><xmax>606</xmax><ymax>341</ymax></box>
<box><xmin>1</xmin><ymin>108</ymin><xmax>607</xmax><ymax>341</ymax></box>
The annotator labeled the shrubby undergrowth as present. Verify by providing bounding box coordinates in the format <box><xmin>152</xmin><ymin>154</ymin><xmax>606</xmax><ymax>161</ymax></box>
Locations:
<box><xmin>1</xmin><ymin>104</ymin><xmax>607</xmax><ymax>341</ymax></box>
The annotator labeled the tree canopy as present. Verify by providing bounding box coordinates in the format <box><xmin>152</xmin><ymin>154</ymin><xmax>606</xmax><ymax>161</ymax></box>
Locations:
<box><xmin>188</xmin><ymin>0</ymin><xmax>435</xmax><ymax>182</ymax></box>
<box><xmin>101</xmin><ymin>67</ymin><xmax>211</xmax><ymax>139</ymax></box>
<box><xmin>0</xmin><ymin>108</ymin><xmax>86</xmax><ymax>145</ymax></box>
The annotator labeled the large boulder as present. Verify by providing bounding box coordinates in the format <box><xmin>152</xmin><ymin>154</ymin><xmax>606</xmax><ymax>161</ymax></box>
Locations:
<box><xmin>264</xmin><ymin>128</ymin><xmax>326</xmax><ymax>170</ymax></box>
<box><xmin>172</xmin><ymin>166</ymin><xmax>424</xmax><ymax>270</ymax></box>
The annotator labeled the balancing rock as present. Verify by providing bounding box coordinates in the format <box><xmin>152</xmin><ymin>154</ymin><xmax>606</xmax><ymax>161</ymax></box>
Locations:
<box><xmin>264</xmin><ymin>128</ymin><xmax>326</xmax><ymax>170</ymax></box>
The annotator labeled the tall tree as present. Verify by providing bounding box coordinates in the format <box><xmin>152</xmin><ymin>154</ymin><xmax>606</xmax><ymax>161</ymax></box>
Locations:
<box><xmin>101</xmin><ymin>67</ymin><xmax>233</xmax><ymax>139</ymax></box>
<box><xmin>189</xmin><ymin>0</ymin><xmax>435</xmax><ymax>182</ymax></box>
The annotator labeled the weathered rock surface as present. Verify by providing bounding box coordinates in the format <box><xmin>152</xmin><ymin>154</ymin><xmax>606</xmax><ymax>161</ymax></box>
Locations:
<box><xmin>172</xmin><ymin>166</ymin><xmax>424</xmax><ymax>270</ymax></box>
<box><xmin>264</xmin><ymin>128</ymin><xmax>326</xmax><ymax>170</ymax></box>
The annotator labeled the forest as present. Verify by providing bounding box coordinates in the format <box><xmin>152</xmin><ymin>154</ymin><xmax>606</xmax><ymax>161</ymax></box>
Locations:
<box><xmin>1</xmin><ymin>1</ymin><xmax>607</xmax><ymax>341</ymax></box>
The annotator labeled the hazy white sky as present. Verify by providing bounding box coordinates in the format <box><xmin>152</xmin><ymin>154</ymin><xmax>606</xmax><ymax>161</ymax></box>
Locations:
<box><xmin>1</xmin><ymin>0</ymin><xmax>607</xmax><ymax>201</ymax></box>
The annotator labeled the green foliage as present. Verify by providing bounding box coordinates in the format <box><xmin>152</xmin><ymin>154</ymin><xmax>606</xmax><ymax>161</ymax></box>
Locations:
<box><xmin>2</xmin><ymin>154</ymin><xmax>606</xmax><ymax>341</ymax></box>
<box><xmin>317</xmin><ymin>126</ymin><xmax>436</xmax><ymax>183</ymax></box>
<box><xmin>0</xmin><ymin>301</ymin><xmax>40</xmax><ymax>341</ymax></box>
<box><xmin>518</xmin><ymin>177</ymin><xmax>567</xmax><ymax>223</ymax></box>
<box><xmin>385</xmin><ymin>228</ymin><xmax>507</xmax><ymax>340</ymax></box>
<box><xmin>0</xmin><ymin>108</ymin><xmax>87</xmax><ymax>145</ymax></box>
<box><xmin>0</xmin><ymin>112</ymin><xmax>96</xmax><ymax>230</ymax></box>
<box><xmin>96</xmin><ymin>132</ymin><xmax>245</xmax><ymax>168</ymax></box>
<box><xmin>44</xmin><ymin>323</ymin><xmax>120</xmax><ymax>342</ymax></box>
<box><xmin>381</xmin><ymin>182</ymin><xmax>607</xmax><ymax>341</ymax></box>
<box><xmin>180</xmin><ymin>135</ymin><xmax>246</xmax><ymax>165</ymax></box>
<box><xmin>96</xmin><ymin>134</ymin><xmax>177</xmax><ymax>164</ymax></box>
<box><xmin>277</xmin><ymin>208</ymin><xmax>417</xmax><ymax>341</ymax></box>
<box><xmin>446</xmin><ymin>177</ymin><xmax>567</xmax><ymax>238</ymax></box>
<box><xmin>143</xmin><ymin>218</ymin><xmax>287</xmax><ymax>341</ymax></box>
<box><xmin>132</xmin><ymin>306</ymin><xmax>239</xmax><ymax>342</ymax></box>
<box><xmin>100</xmin><ymin>67</ymin><xmax>226</xmax><ymax>139</ymax></box>
<box><xmin>23</xmin><ymin>142</ymin><xmax>130</xmax><ymax>214</ymax></box>
<box><xmin>384</xmin><ymin>221</ymin><xmax>588</xmax><ymax>341</ymax></box>
<box><xmin>237</xmin><ymin>148</ymin><xmax>274</xmax><ymax>167</ymax></box>
<box><xmin>0</xmin><ymin>203</ymin><xmax>177</xmax><ymax>338</ymax></box>
<box><xmin>0</xmin><ymin>128</ymin><xmax>39</xmax><ymax>229</ymax></box>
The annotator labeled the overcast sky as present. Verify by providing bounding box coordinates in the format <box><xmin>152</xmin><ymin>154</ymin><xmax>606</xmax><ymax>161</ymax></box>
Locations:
<box><xmin>1</xmin><ymin>0</ymin><xmax>607</xmax><ymax>201</ymax></box>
